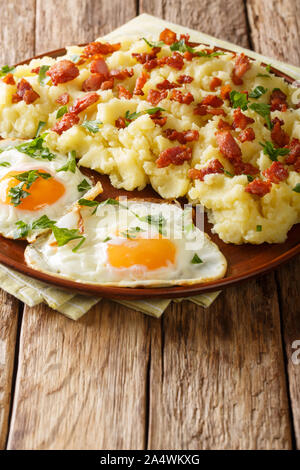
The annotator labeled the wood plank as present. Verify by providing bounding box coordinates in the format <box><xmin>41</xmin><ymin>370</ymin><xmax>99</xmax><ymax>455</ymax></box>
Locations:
<box><xmin>35</xmin><ymin>0</ymin><xmax>137</xmax><ymax>54</ymax></box>
<box><xmin>7</xmin><ymin>301</ymin><xmax>151</xmax><ymax>450</ymax></box>
<box><xmin>141</xmin><ymin>0</ymin><xmax>293</xmax><ymax>450</ymax></box>
<box><xmin>247</xmin><ymin>0</ymin><xmax>300</xmax><ymax>447</ymax></box>
<box><xmin>0</xmin><ymin>0</ymin><xmax>36</xmax><ymax>449</ymax></box>
<box><xmin>6</xmin><ymin>0</ymin><xmax>158</xmax><ymax>450</ymax></box>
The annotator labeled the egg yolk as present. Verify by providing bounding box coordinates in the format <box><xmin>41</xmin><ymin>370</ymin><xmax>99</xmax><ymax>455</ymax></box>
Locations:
<box><xmin>0</xmin><ymin>170</ymin><xmax>65</xmax><ymax>211</ymax></box>
<box><xmin>107</xmin><ymin>238</ymin><xmax>176</xmax><ymax>270</ymax></box>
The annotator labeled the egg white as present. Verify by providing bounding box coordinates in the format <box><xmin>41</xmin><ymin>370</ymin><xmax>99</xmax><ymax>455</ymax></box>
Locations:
<box><xmin>25</xmin><ymin>199</ymin><xmax>227</xmax><ymax>287</ymax></box>
<box><xmin>0</xmin><ymin>144</ymin><xmax>93</xmax><ymax>239</ymax></box>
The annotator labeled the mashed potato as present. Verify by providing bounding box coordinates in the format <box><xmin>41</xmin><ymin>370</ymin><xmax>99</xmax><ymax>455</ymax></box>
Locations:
<box><xmin>0</xmin><ymin>31</ymin><xmax>299</xmax><ymax>244</ymax></box>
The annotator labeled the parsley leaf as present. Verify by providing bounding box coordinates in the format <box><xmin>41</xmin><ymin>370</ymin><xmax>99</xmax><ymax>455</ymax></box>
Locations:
<box><xmin>170</xmin><ymin>40</ymin><xmax>224</xmax><ymax>57</ymax></box>
<box><xmin>15</xmin><ymin>220</ymin><xmax>30</xmax><ymax>238</ymax></box>
<box><xmin>256</xmin><ymin>225</ymin><xmax>262</xmax><ymax>232</ymax></box>
<box><xmin>81</xmin><ymin>119</ymin><xmax>102</xmax><ymax>133</ymax></box>
<box><xmin>259</xmin><ymin>141</ymin><xmax>290</xmax><ymax>161</ymax></box>
<box><xmin>9</xmin><ymin>185</ymin><xmax>30</xmax><ymax>207</ymax></box>
<box><xmin>144</xmin><ymin>107</ymin><xmax>165</xmax><ymax>115</ymax></box>
<box><xmin>56</xmin><ymin>106</ymin><xmax>68</xmax><ymax>119</ymax></box>
<box><xmin>0</xmin><ymin>162</ymin><xmax>11</xmax><ymax>167</ymax></box>
<box><xmin>249</xmin><ymin>103</ymin><xmax>272</xmax><ymax>130</ymax></box>
<box><xmin>35</xmin><ymin>121</ymin><xmax>46</xmax><ymax>137</ymax></box>
<box><xmin>124</xmin><ymin>110</ymin><xmax>142</xmax><ymax>126</ymax></box>
<box><xmin>56</xmin><ymin>150</ymin><xmax>77</xmax><ymax>173</ymax></box>
<box><xmin>51</xmin><ymin>225</ymin><xmax>85</xmax><ymax>252</ymax></box>
<box><xmin>230</xmin><ymin>90</ymin><xmax>248</xmax><ymax>110</ymax></box>
<box><xmin>142</xmin><ymin>38</ymin><xmax>165</xmax><ymax>48</ymax></box>
<box><xmin>138</xmin><ymin>213</ymin><xmax>166</xmax><ymax>235</ymax></box>
<box><xmin>16</xmin><ymin>135</ymin><xmax>56</xmax><ymax>161</ymax></box>
<box><xmin>247</xmin><ymin>175</ymin><xmax>254</xmax><ymax>182</ymax></box>
<box><xmin>31</xmin><ymin>215</ymin><xmax>56</xmax><ymax>230</ymax></box>
<box><xmin>191</xmin><ymin>254</ymin><xmax>203</xmax><ymax>264</ymax></box>
<box><xmin>292</xmin><ymin>183</ymin><xmax>300</xmax><ymax>193</ymax></box>
<box><xmin>77</xmin><ymin>179</ymin><xmax>92</xmax><ymax>192</ymax></box>
<box><xmin>249</xmin><ymin>86</ymin><xmax>268</xmax><ymax>99</ymax></box>
<box><xmin>15</xmin><ymin>170</ymin><xmax>51</xmax><ymax>188</ymax></box>
<box><xmin>120</xmin><ymin>226</ymin><xmax>145</xmax><ymax>239</ymax></box>
<box><xmin>0</xmin><ymin>65</ymin><xmax>15</xmax><ymax>77</ymax></box>
<box><xmin>38</xmin><ymin>65</ymin><xmax>51</xmax><ymax>86</ymax></box>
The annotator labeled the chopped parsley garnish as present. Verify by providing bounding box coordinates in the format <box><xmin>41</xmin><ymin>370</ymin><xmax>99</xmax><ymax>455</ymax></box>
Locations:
<box><xmin>145</xmin><ymin>107</ymin><xmax>165</xmax><ymax>115</ymax></box>
<box><xmin>247</xmin><ymin>175</ymin><xmax>254</xmax><ymax>182</ymax></box>
<box><xmin>191</xmin><ymin>253</ymin><xmax>203</xmax><ymax>264</ymax></box>
<box><xmin>230</xmin><ymin>90</ymin><xmax>248</xmax><ymax>110</ymax></box>
<box><xmin>56</xmin><ymin>105</ymin><xmax>68</xmax><ymax>119</ymax></box>
<box><xmin>292</xmin><ymin>183</ymin><xmax>300</xmax><ymax>193</ymax></box>
<box><xmin>0</xmin><ymin>65</ymin><xmax>15</xmax><ymax>77</ymax></box>
<box><xmin>9</xmin><ymin>170</ymin><xmax>51</xmax><ymax>206</ymax></box>
<box><xmin>38</xmin><ymin>65</ymin><xmax>51</xmax><ymax>86</ymax></box>
<box><xmin>35</xmin><ymin>121</ymin><xmax>46</xmax><ymax>137</ymax></box>
<box><xmin>16</xmin><ymin>135</ymin><xmax>56</xmax><ymax>161</ymax></box>
<box><xmin>259</xmin><ymin>141</ymin><xmax>290</xmax><ymax>161</ymax></box>
<box><xmin>120</xmin><ymin>226</ymin><xmax>145</xmax><ymax>239</ymax></box>
<box><xmin>249</xmin><ymin>102</ymin><xmax>272</xmax><ymax>130</ymax></box>
<box><xmin>138</xmin><ymin>213</ymin><xmax>166</xmax><ymax>235</ymax></box>
<box><xmin>81</xmin><ymin>119</ymin><xmax>102</xmax><ymax>133</ymax></box>
<box><xmin>124</xmin><ymin>107</ymin><xmax>165</xmax><ymax>125</ymax></box>
<box><xmin>102</xmin><ymin>236</ymin><xmax>111</xmax><ymax>242</ymax></box>
<box><xmin>31</xmin><ymin>214</ymin><xmax>56</xmax><ymax>230</ymax></box>
<box><xmin>249</xmin><ymin>86</ymin><xmax>268</xmax><ymax>99</ymax></box>
<box><xmin>77</xmin><ymin>179</ymin><xmax>92</xmax><ymax>192</ymax></box>
<box><xmin>142</xmin><ymin>38</ymin><xmax>165</xmax><ymax>48</ymax></box>
<box><xmin>56</xmin><ymin>150</ymin><xmax>77</xmax><ymax>173</ymax></box>
<box><xmin>256</xmin><ymin>225</ymin><xmax>262</xmax><ymax>232</ymax></box>
<box><xmin>170</xmin><ymin>40</ymin><xmax>224</xmax><ymax>57</ymax></box>
<box><xmin>0</xmin><ymin>162</ymin><xmax>11</xmax><ymax>167</ymax></box>
<box><xmin>15</xmin><ymin>220</ymin><xmax>30</xmax><ymax>238</ymax></box>
<box><xmin>78</xmin><ymin>197</ymin><xmax>121</xmax><ymax>214</ymax></box>
<box><xmin>257</xmin><ymin>63</ymin><xmax>272</xmax><ymax>78</ymax></box>
<box><xmin>51</xmin><ymin>225</ymin><xmax>85</xmax><ymax>252</ymax></box>
<box><xmin>223</xmin><ymin>169</ymin><xmax>234</xmax><ymax>177</ymax></box>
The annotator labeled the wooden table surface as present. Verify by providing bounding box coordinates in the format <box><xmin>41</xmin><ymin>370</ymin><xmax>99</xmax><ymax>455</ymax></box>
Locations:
<box><xmin>0</xmin><ymin>0</ymin><xmax>299</xmax><ymax>450</ymax></box>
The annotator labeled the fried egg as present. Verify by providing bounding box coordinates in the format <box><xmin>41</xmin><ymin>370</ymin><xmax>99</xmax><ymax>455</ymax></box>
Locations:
<box><xmin>0</xmin><ymin>139</ymin><xmax>94</xmax><ymax>239</ymax></box>
<box><xmin>25</xmin><ymin>199</ymin><xmax>227</xmax><ymax>287</ymax></box>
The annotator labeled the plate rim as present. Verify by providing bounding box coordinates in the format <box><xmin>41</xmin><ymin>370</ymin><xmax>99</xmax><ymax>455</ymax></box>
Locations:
<box><xmin>0</xmin><ymin>44</ymin><xmax>299</xmax><ymax>300</ymax></box>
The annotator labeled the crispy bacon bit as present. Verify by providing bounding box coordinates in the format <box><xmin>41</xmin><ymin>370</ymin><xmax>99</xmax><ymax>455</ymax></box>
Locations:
<box><xmin>156</xmin><ymin>145</ymin><xmax>192</xmax><ymax>168</ymax></box>
<box><xmin>150</xmin><ymin>110</ymin><xmax>167</xmax><ymax>127</ymax></box>
<box><xmin>117</xmin><ymin>85</ymin><xmax>132</xmax><ymax>99</ymax></box>
<box><xmin>194</xmin><ymin>104</ymin><xmax>226</xmax><ymax>116</ymax></box>
<box><xmin>188</xmin><ymin>159</ymin><xmax>224</xmax><ymax>181</ymax></box>
<box><xmin>132</xmin><ymin>47</ymin><xmax>161</xmax><ymax>65</ymax></box>
<box><xmin>56</xmin><ymin>92</ymin><xmax>70</xmax><ymax>105</ymax></box>
<box><xmin>143</xmin><ymin>58</ymin><xmax>159</xmax><ymax>71</ymax></box>
<box><xmin>170</xmin><ymin>89</ymin><xmax>194</xmax><ymax>105</ymax></box>
<box><xmin>159</xmin><ymin>28</ymin><xmax>177</xmax><ymax>45</ymax></box>
<box><xmin>184</xmin><ymin>51</ymin><xmax>194</xmax><ymax>61</ymax></box>
<box><xmin>239</xmin><ymin>127</ymin><xmax>255</xmax><ymax>142</ymax></box>
<box><xmin>220</xmin><ymin>84</ymin><xmax>232</xmax><ymax>100</ymax></box>
<box><xmin>31</xmin><ymin>66</ymin><xmax>40</xmax><ymax>74</ymax></box>
<box><xmin>157</xmin><ymin>79</ymin><xmax>178</xmax><ymax>90</ymax></box>
<box><xmin>147</xmin><ymin>89</ymin><xmax>168</xmax><ymax>106</ymax></box>
<box><xmin>231</xmin><ymin>53</ymin><xmax>251</xmax><ymax>85</ymax></box>
<box><xmin>101</xmin><ymin>78</ymin><xmax>114</xmax><ymax>90</ymax></box>
<box><xmin>177</xmin><ymin>74</ymin><xmax>194</xmax><ymax>84</ymax></box>
<box><xmin>12</xmin><ymin>78</ymin><xmax>39</xmax><ymax>104</ymax></box>
<box><xmin>270</xmin><ymin>88</ymin><xmax>288</xmax><ymax>112</ymax></box>
<box><xmin>218</xmin><ymin>119</ymin><xmax>232</xmax><ymax>131</ymax></box>
<box><xmin>69</xmin><ymin>92</ymin><xmax>99</xmax><ymax>114</ymax></box>
<box><xmin>90</xmin><ymin>57</ymin><xmax>109</xmax><ymax>79</ymax></box>
<box><xmin>245</xmin><ymin>179</ymin><xmax>272</xmax><ymax>197</ymax></box>
<box><xmin>115</xmin><ymin>117</ymin><xmax>126</xmax><ymax>129</ymax></box>
<box><xmin>234</xmin><ymin>161</ymin><xmax>258</xmax><ymax>175</ymax></box>
<box><xmin>82</xmin><ymin>74</ymin><xmax>103</xmax><ymax>91</ymax></box>
<box><xmin>201</xmin><ymin>94</ymin><xmax>223</xmax><ymax>108</ymax></box>
<box><xmin>232</xmin><ymin>108</ymin><xmax>255</xmax><ymax>130</ymax></box>
<box><xmin>178</xmin><ymin>34</ymin><xmax>199</xmax><ymax>48</ymax></box>
<box><xmin>46</xmin><ymin>60</ymin><xmax>79</xmax><ymax>86</ymax></box>
<box><xmin>271</xmin><ymin>117</ymin><xmax>289</xmax><ymax>147</ymax></box>
<box><xmin>210</xmin><ymin>77</ymin><xmax>222</xmax><ymax>91</ymax></box>
<box><xmin>52</xmin><ymin>112</ymin><xmax>79</xmax><ymax>135</ymax></box>
<box><xmin>133</xmin><ymin>71</ymin><xmax>149</xmax><ymax>96</ymax></box>
<box><xmin>83</xmin><ymin>41</ymin><xmax>121</xmax><ymax>57</ymax></box>
<box><xmin>216</xmin><ymin>130</ymin><xmax>242</xmax><ymax>164</ymax></box>
<box><xmin>285</xmin><ymin>138</ymin><xmax>300</xmax><ymax>166</ymax></box>
<box><xmin>2</xmin><ymin>73</ymin><xmax>15</xmax><ymax>85</ymax></box>
<box><xmin>263</xmin><ymin>161</ymin><xmax>289</xmax><ymax>183</ymax></box>
<box><xmin>164</xmin><ymin>128</ymin><xmax>199</xmax><ymax>144</ymax></box>
<box><xmin>208</xmin><ymin>108</ymin><xmax>226</xmax><ymax>116</ymax></box>
<box><xmin>110</xmin><ymin>68</ymin><xmax>134</xmax><ymax>80</ymax></box>
<box><xmin>159</xmin><ymin>52</ymin><xmax>184</xmax><ymax>70</ymax></box>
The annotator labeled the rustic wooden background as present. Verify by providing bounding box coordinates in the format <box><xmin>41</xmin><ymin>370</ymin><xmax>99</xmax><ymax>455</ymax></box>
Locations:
<box><xmin>0</xmin><ymin>0</ymin><xmax>299</xmax><ymax>450</ymax></box>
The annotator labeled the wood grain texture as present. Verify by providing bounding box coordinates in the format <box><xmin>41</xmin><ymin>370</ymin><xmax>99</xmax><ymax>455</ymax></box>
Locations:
<box><xmin>247</xmin><ymin>0</ymin><xmax>300</xmax><ymax>448</ymax></box>
<box><xmin>7</xmin><ymin>301</ymin><xmax>151</xmax><ymax>450</ymax></box>
<box><xmin>247</xmin><ymin>0</ymin><xmax>300</xmax><ymax>66</ymax></box>
<box><xmin>35</xmin><ymin>0</ymin><xmax>137</xmax><ymax>53</ymax></box>
<box><xmin>0</xmin><ymin>291</ymin><xmax>19</xmax><ymax>449</ymax></box>
<box><xmin>140</xmin><ymin>0</ymin><xmax>249</xmax><ymax>47</ymax></box>
<box><xmin>0</xmin><ymin>0</ymin><xmax>36</xmax><ymax>449</ymax></box>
